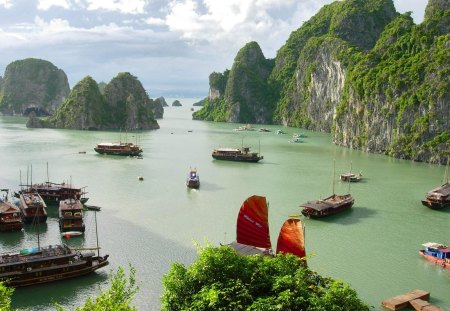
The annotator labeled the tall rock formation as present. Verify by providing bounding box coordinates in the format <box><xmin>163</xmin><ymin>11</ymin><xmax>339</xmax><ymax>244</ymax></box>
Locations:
<box><xmin>194</xmin><ymin>0</ymin><xmax>449</xmax><ymax>164</ymax></box>
<box><xmin>0</xmin><ymin>58</ymin><xmax>70</xmax><ymax>116</ymax></box>
<box><xmin>28</xmin><ymin>73</ymin><xmax>160</xmax><ymax>130</ymax></box>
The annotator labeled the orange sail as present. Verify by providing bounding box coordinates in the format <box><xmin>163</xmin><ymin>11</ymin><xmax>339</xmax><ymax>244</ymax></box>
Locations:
<box><xmin>236</xmin><ymin>195</ymin><xmax>272</xmax><ymax>249</ymax></box>
<box><xmin>276</xmin><ymin>218</ymin><xmax>306</xmax><ymax>258</ymax></box>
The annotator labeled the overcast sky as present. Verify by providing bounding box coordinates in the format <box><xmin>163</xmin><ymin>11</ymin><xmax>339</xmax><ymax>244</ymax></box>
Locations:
<box><xmin>0</xmin><ymin>0</ymin><xmax>428</xmax><ymax>98</ymax></box>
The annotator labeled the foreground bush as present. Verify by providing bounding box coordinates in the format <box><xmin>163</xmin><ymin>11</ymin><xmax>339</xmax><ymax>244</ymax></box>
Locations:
<box><xmin>161</xmin><ymin>245</ymin><xmax>370</xmax><ymax>310</ymax></box>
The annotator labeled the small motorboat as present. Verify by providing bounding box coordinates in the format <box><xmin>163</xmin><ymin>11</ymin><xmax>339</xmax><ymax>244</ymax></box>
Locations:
<box><xmin>62</xmin><ymin>231</ymin><xmax>83</xmax><ymax>238</ymax></box>
<box><xmin>84</xmin><ymin>205</ymin><xmax>101</xmax><ymax>211</ymax></box>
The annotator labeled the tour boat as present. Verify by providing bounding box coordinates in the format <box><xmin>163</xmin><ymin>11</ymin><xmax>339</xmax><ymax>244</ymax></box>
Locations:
<box><xmin>212</xmin><ymin>146</ymin><xmax>263</xmax><ymax>163</ymax></box>
<box><xmin>226</xmin><ymin>195</ymin><xmax>306</xmax><ymax>260</ymax></box>
<box><xmin>422</xmin><ymin>159</ymin><xmax>450</xmax><ymax>209</ymax></box>
<box><xmin>59</xmin><ymin>198</ymin><xmax>85</xmax><ymax>233</ymax></box>
<box><xmin>301</xmin><ymin>160</ymin><xmax>354</xmax><ymax>218</ymax></box>
<box><xmin>419</xmin><ymin>242</ymin><xmax>450</xmax><ymax>270</ymax></box>
<box><xmin>0</xmin><ymin>189</ymin><xmax>23</xmax><ymax>232</ymax></box>
<box><xmin>17</xmin><ymin>190</ymin><xmax>48</xmax><ymax>224</ymax></box>
<box><xmin>30</xmin><ymin>181</ymin><xmax>88</xmax><ymax>205</ymax></box>
<box><xmin>340</xmin><ymin>172</ymin><xmax>362</xmax><ymax>182</ymax></box>
<box><xmin>0</xmin><ymin>211</ymin><xmax>109</xmax><ymax>287</ymax></box>
<box><xmin>186</xmin><ymin>168</ymin><xmax>200</xmax><ymax>189</ymax></box>
<box><xmin>94</xmin><ymin>142</ymin><xmax>142</xmax><ymax>156</ymax></box>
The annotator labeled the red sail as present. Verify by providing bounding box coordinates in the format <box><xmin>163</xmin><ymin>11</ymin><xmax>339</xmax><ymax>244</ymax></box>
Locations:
<box><xmin>236</xmin><ymin>195</ymin><xmax>272</xmax><ymax>249</ymax></box>
<box><xmin>276</xmin><ymin>218</ymin><xmax>306</xmax><ymax>258</ymax></box>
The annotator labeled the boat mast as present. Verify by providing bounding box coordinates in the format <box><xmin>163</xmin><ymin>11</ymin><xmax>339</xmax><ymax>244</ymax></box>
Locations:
<box><xmin>444</xmin><ymin>156</ymin><xmax>449</xmax><ymax>184</ymax></box>
<box><xmin>46</xmin><ymin>161</ymin><xmax>49</xmax><ymax>184</ymax></box>
<box><xmin>332</xmin><ymin>160</ymin><xmax>336</xmax><ymax>195</ymax></box>
<box><xmin>94</xmin><ymin>210</ymin><xmax>100</xmax><ymax>257</ymax></box>
<box><xmin>348</xmin><ymin>161</ymin><xmax>352</xmax><ymax>194</ymax></box>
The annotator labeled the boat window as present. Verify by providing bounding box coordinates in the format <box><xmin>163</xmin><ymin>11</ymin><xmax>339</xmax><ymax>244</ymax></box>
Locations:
<box><xmin>64</xmin><ymin>212</ymin><xmax>72</xmax><ymax>216</ymax></box>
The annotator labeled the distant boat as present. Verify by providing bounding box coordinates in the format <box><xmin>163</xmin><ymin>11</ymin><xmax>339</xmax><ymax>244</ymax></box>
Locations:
<box><xmin>340</xmin><ymin>172</ymin><xmax>362</xmax><ymax>182</ymax></box>
<box><xmin>300</xmin><ymin>160</ymin><xmax>354</xmax><ymax>218</ymax></box>
<box><xmin>233</xmin><ymin>124</ymin><xmax>255</xmax><ymax>131</ymax></box>
<box><xmin>275</xmin><ymin>129</ymin><xmax>286</xmax><ymax>134</ymax></box>
<box><xmin>30</xmin><ymin>181</ymin><xmax>88</xmax><ymax>205</ymax></box>
<box><xmin>94</xmin><ymin>142</ymin><xmax>142</xmax><ymax>156</ymax></box>
<box><xmin>0</xmin><ymin>211</ymin><xmax>109</xmax><ymax>287</ymax></box>
<box><xmin>186</xmin><ymin>168</ymin><xmax>200</xmax><ymax>189</ymax></box>
<box><xmin>212</xmin><ymin>140</ymin><xmax>263</xmax><ymax>163</ymax></box>
<box><xmin>59</xmin><ymin>198</ymin><xmax>85</xmax><ymax>233</ymax></box>
<box><xmin>259</xmin><ymin>128</ymin><xmax>270</xmax><ymax>132</ymax></box>
<box><xmin>289</xmin><ymin>136</ymin><xmax>302</xmax><ymax>143</ymax></box>
<box><xmin>85</xmin><ymin>205</ymin><xmax>101</xmax><ymax>211</ymax></box>
<box><xmin>421</xmin><ymin>159</ymin><xmax>450</xmax><ymax>209</ymax></box>
<box><xmin>0</xmin><ymin>189</ymin><xmax>23</xmax><ymax>232</ymax></box>
<box><xmin>419</xmin><ymin>242</ymin><xmax>450</xmax><ymax>271</ymax></box>
<box><xmin>226</xmin><ymin>195</ymin><xmax>306</xmax><ymax>260</ymax></box>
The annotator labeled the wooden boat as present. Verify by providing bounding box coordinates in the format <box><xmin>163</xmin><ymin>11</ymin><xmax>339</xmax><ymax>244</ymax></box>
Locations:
<box><xmin>259</xmin><ymin>128</ymin><xmax>270</xmax><ymax>132</ymax></box>
<box><xmin>212</xmin><ymin>146</ymin><xmax>263</xmax><ymax>163</ymax></box>
<box><xmin>0</xmin><ymin>189</ymin><xmax>23</xmax><ymax>232</ymax></box>
<box><xmin>17</xmin><ymin>190</ymin><xmax>47</xmax><ymax>224</ymax></box>
<box><xmin>419</xmin><ymin>242</ymin><xmax>450</xmax><ymax>271</ymax></box>
<box><xmin>0</xmin><ymin>211</ymin><xmax>109</xmax><ymax>287</ymax></box>
<box><xmin>186</xmin><ymin>168</ymin><xmax>200</xmax><ymax>189</ymax></box>
<box><xmin>85</xmin><ymin>205</ymin><xmax>101</xmax><ymax>211</ymax></box>
<box><xmin>422</xmin><ymin>160</ymin><xmax>450</xmax><ymax>209</ymax></box>
<box><xmin>30</xmin><ymin>181</ymin><xmax>88</xmax><ymax>205</ymax></box>
<box><xmin>226</xmin><ymin>195</ymin><xmax>306</xmax><ymax>260</ymax></box>
<box><xmin>340</xmin><ymin>172</ymin><xmax>362</xmax><ymax>182</ymax></box>
<box><xmin>94</xmin><ymin>142</ymin><xmax>142</xmax><ymax>156</ymax></box>
<box><xmin>301</xmin><ymin>161</ymin><xmax>354</xmax><ymax>218</ymax></box>
<box><xmin>59</xmin><ymin>199</ymin><xmax>85</xmax><ymax>233</ymax></box>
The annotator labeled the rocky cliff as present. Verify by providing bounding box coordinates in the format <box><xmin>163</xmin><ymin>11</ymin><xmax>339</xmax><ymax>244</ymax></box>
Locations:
<box><xmin>29</xmin><ymin>73</ymin><xmax>160</xmax><ymax>130</ymax></box>
<box><xmin>194</xmin><ymin>0</ymin><xmax>449</xmax><ymax>164</ymax></box>
<box><xmin>0</xmin><ymin>58</ymin><xmax>70</xmax><ymax>116</ymax></box>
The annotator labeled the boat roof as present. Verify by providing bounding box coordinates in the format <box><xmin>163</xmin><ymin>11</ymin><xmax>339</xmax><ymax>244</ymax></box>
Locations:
<box><xmin>225</xmin><ymin>241</ymin><xmax>271</xmax><ymax>257</ymax></box>
<box><xmin>97</xmin><ymin>142</ymin><xmax>136</xmax><ymax>146</ymax></box>
<box><xmin>0</xmin><ymin>201</ymin><xmax>20</xmax><ymax>213</ymax></box>
<box><xmin>214</xmin><ymin>147</ymin><xmax>241</xmax><ymax>152</ymax></box>
<box><xmin>300</xmin><ymin>200</ymin><xmax>334</xmax><ymax>211</ymax></box>
<box><xmin>427</xmin><ymin>182</ymin><xmax>450</xmax><ymax>196</ymax></box>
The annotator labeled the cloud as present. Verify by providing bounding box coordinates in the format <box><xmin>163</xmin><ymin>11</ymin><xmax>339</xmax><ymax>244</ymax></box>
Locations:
<box><xmin>85</xmin><ymin>0</ymin><xmax>147</xmax><ymax>14</ymax></box>
<box><xmin>0</xmin><ymin>0</ymin><xmax>12</xmax><ymax>8</ymax></box>
<box><xmin>37</xmin><ymin>0</ymin><xmax>72</xmax><ymax>10</ymax></box>
<box><xmin>143</xmin><ymin>17</ymin><xmax>166</xmax><ymax>26</ymax></box>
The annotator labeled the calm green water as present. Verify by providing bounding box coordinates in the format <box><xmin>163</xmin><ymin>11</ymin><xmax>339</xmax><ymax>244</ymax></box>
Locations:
<box><xmin>1</xmin><ymin>102</ymin><xmax>449</xmax><ymax>310</ymax></box>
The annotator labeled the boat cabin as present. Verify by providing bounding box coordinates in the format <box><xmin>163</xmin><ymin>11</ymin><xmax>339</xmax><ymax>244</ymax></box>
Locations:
<box><xmin>422</xmin><ymin>242</ymin><xmax>450</xmax><ymax>260</ymax></box>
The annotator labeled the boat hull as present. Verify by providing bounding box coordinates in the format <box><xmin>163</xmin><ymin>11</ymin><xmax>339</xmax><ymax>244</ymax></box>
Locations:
<box><xmin>0</xmin><ymin>222</ymin><xmax>23</xmax><ymax>232</ymax></box>
<box><xmin>419</xmin><ymin>250</ymin><xmax>450</xmax><ymax>270</ymax></box>
<box><xmin>94</xmin><ymin>148</ymin><xmax>142</xmax><ymax>156</ymax></box>
<box><xmin>421</xmin><ymin>199</ymin><xmax>450</xmax><ymax>210</ymax></box>
<box><xmin>301</xmin><ymin>195</ymin><xmax>354</xmax><ymax>218</ymax></box>
<box><xmin>212</xmin><ymin>154</ymin><xmax>263</xmax><ymax>162</ymax></box>
<box><xmin>186</xmin><ymin>180</ymin><xmax>200</xmax><ymax>189</ymax></box>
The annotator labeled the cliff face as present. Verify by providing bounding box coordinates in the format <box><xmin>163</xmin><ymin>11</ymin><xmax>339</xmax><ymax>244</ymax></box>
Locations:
<box><xmin>0</xmin><ymin>58</ymin><xmax>70</xmax><ymax>116</ymax></box>
<box><xmin>29</xmin><ymin>73</ymin><xmax>160</xmax><ymax>130</ymax></box>
<box><xmin>195</xmin><ymin>0</ymin><xmax>449</xmax><ymax>164</ymax></box>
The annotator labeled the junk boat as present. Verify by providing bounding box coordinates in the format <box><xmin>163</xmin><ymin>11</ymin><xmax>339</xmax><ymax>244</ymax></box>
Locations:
<box><xmin>419</xmin><ymin>242</ymin><xmax>450</xmax><ymax>270</ymax></box>
<box><xmin>186</xmin><ymin>168</ymin><xmax>200</xmax><ymax>189</ymax></box>
<box><xmin>226</xmin><ymin>195</ymin><xmax>306</xmax><ymax>260</ymax></box>
<box><xmin>212</xmin><ymin>146</ymin><xmax>263</xmax><ymax>163</ymax></box>
<box><xmin>59</xmin><ymin>198</ymin><xmax>85</xmax><ymax>233</ymax></box>
<box><xmin>17</xmin><ymin>190</ymin><xmax>47</xmax><ymax>224</ymax></box>
<box><xmin>94</xmin><ymin>142</ymin><xmax>142</xmax><ymax>156</ymax></box>
<box><xmin>30</xmin><ymin>181</ymin><xmax>88</xmax><ymax>205</ymax></box>
<box><xmin>340</xmin><ymin>172</ymin><xmax>362</xmax><ymax>182</ymax></box>
<box><xmin>0</xmin><ymin>211</ymin><xmax>109</xmax><ymax>287</ymax></box>
<box><xmin>0</xmin><ymin>189</ymin><xmax>23</xmax><ymax>232</ymax></box>
<box><xmin>422</xmin><ymin>158</ymin><xmax>450</xmax><ymax>209</ymax></box>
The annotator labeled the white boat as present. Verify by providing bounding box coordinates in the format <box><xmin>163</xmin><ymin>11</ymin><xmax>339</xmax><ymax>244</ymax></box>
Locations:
<box><xmin>61</xmin><ymin>231</ymin><xmax>83</xmax><ymax>238</ymax></box>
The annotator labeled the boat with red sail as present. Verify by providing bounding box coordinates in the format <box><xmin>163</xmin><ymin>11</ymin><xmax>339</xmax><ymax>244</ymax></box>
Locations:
<box><xmin>419</xmin><ymin>242</ymin><xmax>450</xmax><ymax>270</ymax></box>
<box><xmin>226</xmin><ymin>195</ymin><xmax>306</xmax><ymax>260</ymax></box>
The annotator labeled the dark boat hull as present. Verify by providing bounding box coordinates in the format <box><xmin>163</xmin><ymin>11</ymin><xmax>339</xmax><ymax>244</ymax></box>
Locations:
<box><xmin>212</xmin><ymin>154</ymin><xmax>263</xmax><ymax>162</ymax></box>
<box><xmin>301</xmin><ymin>195</ymin><xmax>354</xmax><ymax>218</ymax></box>
<box><xmin>421</xmin><ymin>199</ymin><xmax>450</xmax><ymax>210</ymax></box>
<box><xmin>0</xmin><ymin>222</ymin><xmax>23</xmax><ymax>232</ymax></box>
<box><xmin>186</xmin><ymin>180</ymin><xmax>200</xmax><ymax>189</ymax></box>
<box><xmin>94</xmin><ymin>148</ymin><xmax>142</xmax><ymax>156</ymax></box>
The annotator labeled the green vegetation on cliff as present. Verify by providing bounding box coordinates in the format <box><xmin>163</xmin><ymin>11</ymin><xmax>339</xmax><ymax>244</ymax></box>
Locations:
<box><xmin>0</xmin><ymin>58</ymin><xmax>70</xmax><ymax>115</ymax></box>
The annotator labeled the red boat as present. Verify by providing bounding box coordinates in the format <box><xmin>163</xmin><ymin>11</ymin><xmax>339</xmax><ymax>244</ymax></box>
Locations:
<box><xmin>226</xmin><ymin>195</ymin><xmax>306</xmax><ymax>260</ymax></box>
<box><xmin>419</xmin><ymin>242</ymin><xmax>450</xmax><ymax>270</ymax></box>
<box><xmin>0</xmin><ymin>189</ymin><xmax>23</xmax><ymax>232</ymax></box>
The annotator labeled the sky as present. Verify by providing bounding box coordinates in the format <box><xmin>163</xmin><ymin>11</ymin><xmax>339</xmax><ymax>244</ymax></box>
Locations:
<box><xmin>0</xmin><ymin>0</ymin><xmax>428</xmax><ymax>98</ymax></box>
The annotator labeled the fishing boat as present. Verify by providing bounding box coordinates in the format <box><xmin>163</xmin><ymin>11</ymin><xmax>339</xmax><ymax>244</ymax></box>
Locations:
<box><xmin>0</xmin><ymin>211</ymin><xmax>109</xmax><ymax>287</ymax></box>
<box><xmin>0</xmin><ymin>189</ymin><xmax>23</xmax><ymax>232</ymax></box>
<box><xmin>30</xmin><ymin>181</ymin><xmax>89</xmax><ymax>205</ymax></box>
<box><xmin>186</xmin><ymin>168</ymin><xmax>200</xmax><ymax>189</ymax></box>
<box><xmin>419</xmin><ymin>242</ymin><xmax>450</xmax><ymax>270</ymax></box>
<box><xmin>59</xmin><ymin>198</ymin><xmax>85</xmax><ymax>233</ymax></box>
<box><xmin>300</xmin><ymin>161</ymin><xmax>354</xmax><ymax>218</ymax></box>
<box><xmin>226</xmin><ymin>195</ymin><xmax>306</xmax><ymax>260</ymax></box>
<box><xmin>94</xmin><ymin>142</ymin><xmax>142</xmax><ymax>156</ymax></box>
<box><xmin>340</xmin><ymin>172</ymin><xmax>362</xmax><ymax>182</ymax></box>
<box><xmin>84</xmin><ymin>205</ymin><xmax>101</xmax><ymax>211</ymax></box>
<box><xmin>421</xmin><ymin>160</ymin><xmax>450</xmax><ymax>209</ymax></box>
<box><xmin>17</xmin><ymin>190</ymin><xmax>48</xmax><ymax>224</ymax></box>
<box><xmin>212</xmin><ymin>141</ymin><xmax>263</xmax><ymax>163</ymax></box>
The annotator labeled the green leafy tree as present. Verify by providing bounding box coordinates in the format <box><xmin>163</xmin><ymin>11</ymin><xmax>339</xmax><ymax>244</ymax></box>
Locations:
<box><xmin>161</xmin><ymin>245</ymin><xmax>369</xmax><ymax>311</ymax></box>
<box><xmin>0</xmin><ymin>282</ymin><xmax>14</xmax><ymax>311</ymax></box>
<box><xmin>55</xmin><ymin>265</ymin><xmax>139</xmax><ymax>311</ymax></box>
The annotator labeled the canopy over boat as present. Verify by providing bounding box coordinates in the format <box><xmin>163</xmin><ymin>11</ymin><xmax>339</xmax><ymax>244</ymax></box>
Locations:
<box><xmin>236</xmin><ymin>195</ymin><xmax>271</xmax><ymax>249</ymax></box>
<box><xmin>276</xmin><ymin>218</ymin><xmax>306</xmax><ymax>258</ymax></box>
